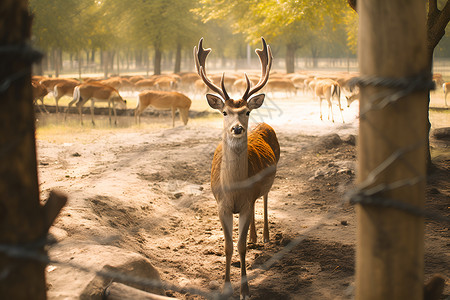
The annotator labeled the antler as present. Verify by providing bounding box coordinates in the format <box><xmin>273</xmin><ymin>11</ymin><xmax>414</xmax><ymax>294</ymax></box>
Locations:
<box><xmin>194</xmin><ymin>38</ymin><xmax>229</xmax><ymax>101</ymax></box>
<box><xmin>242</xmin><ymin>37</ymin><xmax>273</xmax><ymax>101</ymax></box>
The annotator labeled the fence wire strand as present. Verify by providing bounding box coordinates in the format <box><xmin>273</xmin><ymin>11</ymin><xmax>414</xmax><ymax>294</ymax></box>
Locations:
<box><xmin>0</xmin><ymin>44</ymin><xmax>448</xmax><ymax>299</ymax></box>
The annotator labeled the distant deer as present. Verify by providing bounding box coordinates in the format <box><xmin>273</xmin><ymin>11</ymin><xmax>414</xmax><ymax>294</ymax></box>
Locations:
<box><xmin>135</xmin><ymin>90</ymin><xmax>192</xmax><ymax>127</ymax></box>
<box><xmin>32</xmin><ymin>81</ymin><xmax>50</xmax><ymax>113</ymax></box>
<box><xmin>345</xmin><ymin>89</ymin><xmax>360</xmax><ymax>108</ymax></box>
<box><xmin>443</xmin><ymin>82</ymin><xmax>449</xmax><ymax>106</ymax></box>
<box><xmin>314</xmin><ymin>78</ymin><xmax>344</xmax><ymax>123</ymax></box>
<box><xmin>65</xmin><ymin>82</ymin><xmax>126</xmax><ymax>125</ymax></box>
<box><xmin>53</xmin><ymin>80</ymin><xmax>79</xmax><ymax>113</ymax></box>
<box><xmin>195</xmin><ymin>37</ymin><xmax>280</xmax><ymax>299</ymax></box>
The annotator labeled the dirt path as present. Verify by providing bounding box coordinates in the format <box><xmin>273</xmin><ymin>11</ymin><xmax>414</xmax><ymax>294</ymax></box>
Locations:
<box><xmin>36</xmin><ymin>95</ymin><xmax>449</xmax><ymax>299</ymax></box>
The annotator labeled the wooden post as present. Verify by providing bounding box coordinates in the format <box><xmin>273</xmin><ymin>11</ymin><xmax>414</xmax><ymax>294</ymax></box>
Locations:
<box><xmin>0</xmin><ymin>0</ymin><xmax>66</xmax><ymax>298</ymax></box>
<box><xmin>356</xmin><ymin>1</ymin><xmax>428</xmax><ymax>299</ymax></box>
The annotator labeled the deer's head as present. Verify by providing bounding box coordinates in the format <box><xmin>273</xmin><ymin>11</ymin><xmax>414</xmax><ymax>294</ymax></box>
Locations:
<box><xmin>194</xmin><ymin>38</ymin><xmax>272</xmax><ymax>140</ymax></box>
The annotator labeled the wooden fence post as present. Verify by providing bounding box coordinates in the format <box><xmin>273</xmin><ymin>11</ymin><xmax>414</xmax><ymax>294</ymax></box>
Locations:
<box><xmin>355</xmin><ymin>0</ymin><xmax>428</xmax><ymax>299</ymax></box>
<box><xmin>0</xmin><ymin>1</ymin><xmax>66</xmax><ymax>298</ymax></box>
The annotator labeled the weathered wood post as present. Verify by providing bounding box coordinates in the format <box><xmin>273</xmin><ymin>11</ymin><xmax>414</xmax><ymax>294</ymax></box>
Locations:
<box><xmin>355</xmin><ymin>0</ymin><xmax>429</xmax><ymax>299</ymax></box>
<box><xmin>0</xmin><ymin>0</ymin><xmax>66</xmax><ymax>298</ymax></box>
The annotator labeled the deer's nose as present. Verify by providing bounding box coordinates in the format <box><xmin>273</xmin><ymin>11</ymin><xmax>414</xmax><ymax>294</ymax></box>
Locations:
<box><xmin>232</xmin><ymin>125</ymin><xmax>244</xmax><ymax>135</ymax></box>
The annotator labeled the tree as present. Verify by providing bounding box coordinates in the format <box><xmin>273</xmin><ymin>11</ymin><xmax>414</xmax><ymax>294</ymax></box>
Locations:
<box><xmin>29</xmin><ymin>0</ymin><xmax>91</xmax><ymax>76</ymax></box>
<box><xmin>197</xmin><ymin>0</ymin><xmax>350</xmax><ymax>73</ymax></box>
<box><xmin>101</xmin><ymin>0</ymin><xmax>202</xmax><ymax>75</ymax></box>
<box><xmin>348</xmin><ymin>0</ymin><xmax>450</xmax><ymax>170</ymax></box>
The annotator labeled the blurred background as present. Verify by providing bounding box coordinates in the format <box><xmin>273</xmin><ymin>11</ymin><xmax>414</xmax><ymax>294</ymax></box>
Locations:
<box><xmin>28</xmin><ymin>0</ymin><xmax>450</xmax><ymax>79</ymax></box>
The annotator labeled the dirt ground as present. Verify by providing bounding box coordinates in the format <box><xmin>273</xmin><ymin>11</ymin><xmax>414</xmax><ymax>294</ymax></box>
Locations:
<box><xmin>36</xmin><ymin>92</ymin><xmax>449</xmax><ymax>300</ymax></box>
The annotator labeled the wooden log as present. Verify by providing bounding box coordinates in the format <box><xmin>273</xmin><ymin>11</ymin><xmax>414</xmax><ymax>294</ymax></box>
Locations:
<box><xmin>104</xmin><ymin>282</ymin><xmax>178</xmax><ymax>300</ymax></box>
<box><xmin>356</xmin><ymin>0</ymin><xmax>428</xmax><ymax>299</ymax></box>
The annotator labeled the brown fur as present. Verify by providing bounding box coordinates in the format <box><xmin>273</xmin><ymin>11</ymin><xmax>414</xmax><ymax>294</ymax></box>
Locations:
<box><xmin>32</xmin><ymin>81</ymin><xmax>49</xmax><ymax>113</ymax></box>
<box><xmin>135</xmin><ymin>90</ymin><xmax>192</xmax><ymax>127</ymax></box>
<box><xmin>65</xmin><ymin>82</ymin><xmax>126</xmax><ymax>125</ymax></box>
<box><xmin>53</xmin><ymin>81</ymin><xmax>79</xmax><ymax>113</ymax></box>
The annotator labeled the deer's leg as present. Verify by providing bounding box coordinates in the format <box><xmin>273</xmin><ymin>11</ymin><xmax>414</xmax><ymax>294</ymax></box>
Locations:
<box><xmin>107</xmin><ymin>100</ymin><xmax>112</xmax><ymax>125</ymax></box>
<box><xmin>35</xmin><ymin>98</ymin><xmax>44</xmax><ymax>114</ymax></box>
<box><xmin>134</xmin><ymin>104</ymin><xmax>140</xmax><ymax>124</ymax></box>
<box><xmin>39</xmin><ymin>97</ymin><xmax>50</xmax><ymax>114</ymax></box>
<box><xmin>238</xmin><ymin>209</ymin><xmax>252</xmax><ymax>299</ymax></box>
<box><xmin>171</xmin><ymin>107</ymin><xmax>175</xmax><ymax>128</ymax></box>
<box><xmin>263</xmin><ymin>193</ymin><xmax>269</xmax><ymax>243</ymax></box>
<box><xmin>337</xmin><ymin>97</ymin><xmax>345</xmax><ymax>124</ymax></box>
<box><xmin>65</xmin><ymin>98</ymin><xmax>78</xmax><ymax>121</ymax></box>
<box><xmin>90</xmin><ymin>100</ymin><xmax>96</xmax><ymax>126</ymax></box>
<box><xmin>112</xmin><ymin>102</ymin><xmax>118</xmax><ymax>125</ymax></box>
<box><xmin>319</xmin><ymin>97</ymin><xmax>323</xmax><ymax>120</ymax></box>
<box><xmin>77</xmin><ymin>102</ymin><xmax>84</xmax><ymax>125</ymax></box>
<box><xmin>327</xmin><ymin>98</ymin><xmax>334</xmax><ymax>122</ymax></box>
<box><xmin>219</xmin><ymin>211</ymin><xmax>233</xmax><ymax>296</ymax></box>
<box><xmin>249</xmin><ymin>204</ymin><xmax>257</xmax><ymax>244</ymax></box>
<box><xmin>55</xmin><ymin>96</ymin><xmax>59</xmax><ymax>113</ymax></box>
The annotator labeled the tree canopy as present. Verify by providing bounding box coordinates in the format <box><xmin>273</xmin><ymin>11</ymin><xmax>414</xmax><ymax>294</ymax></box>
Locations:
<box><xmin>28</xmin><ymin>0</ymin><xmax>450</xmax><ymax>75</ymax></box>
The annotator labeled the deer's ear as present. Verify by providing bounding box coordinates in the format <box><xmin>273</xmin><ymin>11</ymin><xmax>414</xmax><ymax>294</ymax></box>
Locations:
<box><xmin>247</xmin><ymin>94</ymin><xmax>265</xmax><ymax>110</ymax></box>
<box><xmin>206</xmin><ymin>94</ymin><xmax>224</xmax><ymax>110</ymax></box>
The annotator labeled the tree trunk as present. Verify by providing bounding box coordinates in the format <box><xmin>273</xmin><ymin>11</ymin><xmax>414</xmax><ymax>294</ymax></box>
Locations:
<box><xmin>285</xmin><ymin>43</ymin><xmax>296</xmax><ymax>74</ymax></box>
<box><xmin>116</xmin><ymin>50</ymin><xmax>120</xmax><ymax>75</ymax></box>
<box><xmin>54</xmin><ymin>48</ymin><xmax>60</xmax><ymax>77</ymax></box>
<box><xmin>0</xmin><ymin>1</ymin><xmax>66</xmax><ymax>299</ymax></box>
<box><xmin>174</xmin><ymin>43</ymin><xmax>182</xmax><ymax>73</ymax></box>
<box><xmin>356</xmin><ymin>0</ymin><xmax>427</xmax><ymax>299</ymax></box>
<box><xmin>154</xmin><ymin>45</ymin><xmax>162</xmax><ymax>75</ymax></box>
<box><xmin>311</xmin><ymin>47</ymin><xmax>318</xmax><ymax>68</ymax></box>
<box><xmin>77</xmin><ymin>50</ymin><xmax>82</xmax><ymax>80</ymax></box>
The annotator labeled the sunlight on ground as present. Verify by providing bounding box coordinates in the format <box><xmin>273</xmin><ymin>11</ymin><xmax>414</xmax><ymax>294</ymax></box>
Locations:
<box><xmin>36</xmin><ymin>90</ymin><xmax>448</xmax><ymax>144</ymax></box>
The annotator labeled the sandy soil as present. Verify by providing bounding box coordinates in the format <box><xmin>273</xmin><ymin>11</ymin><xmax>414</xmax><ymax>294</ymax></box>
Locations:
<box><xmin>36</xmin><ymin>92</ymin><xmax>449</xmax><ymax>299</ymax></box>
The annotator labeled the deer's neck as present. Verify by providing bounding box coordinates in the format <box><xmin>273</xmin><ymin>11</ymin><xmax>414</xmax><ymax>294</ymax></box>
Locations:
<box><xmin>220</xmin><ymin>133</ymin><xmax>248</xmax><ymax>184</ymax></box>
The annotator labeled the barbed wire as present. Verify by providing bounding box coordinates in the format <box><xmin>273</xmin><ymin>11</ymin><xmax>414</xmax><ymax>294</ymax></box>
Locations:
<box><xmin>346</xmin><ymin>70</ymin><xmax>449</xmax><ymax>224</ymax></box>
<box><xmin>1</xmin><ymin>42</ymin><xmax>448</xmax><ymax>299</ymax></box>
<box><xmin>0</xmin><ymin>44</ymin><xmax>43</xmax><ymax>94</ymax></box>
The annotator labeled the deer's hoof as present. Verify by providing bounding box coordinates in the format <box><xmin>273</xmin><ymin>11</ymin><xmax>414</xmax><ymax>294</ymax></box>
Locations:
<box><xmin>240</xmin><ymin>284</ymin><xmax>250</xmax><ymax>300</ymax></box>
<box><xmin>223</xmin><ymin>282</ymin><xmax>233</xmax><ymax>298</ymax></box>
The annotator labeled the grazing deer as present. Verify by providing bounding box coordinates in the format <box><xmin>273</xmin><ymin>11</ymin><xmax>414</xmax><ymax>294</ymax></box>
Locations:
<box><xmin>195</xmin><ymin>37</ymin><xmax>280</xmax><ymax>299</ymax></box>
<box><xmin>53</xmin><ymin>80</ymin><xmax>79</xmax><ymax>113</ymax></box>
<box><xmin>32</xmin><ymin>81</ymin><xmax>50</xmax><ymax>113</ymax></box>
<box><xmin>443</xmin><ymin>82</ymin><xmax>449</xmax><ymax>107</ymax></box>
<box><xmin>39</xmin><ymin>77</ymin><xmax>78</xmax><ymax>93</ymax></box>
<box><xmin>345</xmin><ymin>90</ymin><xmax>360</xmax><ymax>108</ymax></box>
<box><xmin>266</xmin><ymin>78</ymin><xmax>297</xmax><ymax>97</ymax></box>
<box><xmin>135</xmin><ymin>90</ymin><xmax>192</xmax><ymax>127</ymax></box>
<box><xmin>314</xmin><ymin>79</ymin><xmax>344</xmax><ymax>123</ymax></box>
<box><xmin>65</xmin><ymin>82</ymin><xmax>126</xmax><ymax>125</ymax></box>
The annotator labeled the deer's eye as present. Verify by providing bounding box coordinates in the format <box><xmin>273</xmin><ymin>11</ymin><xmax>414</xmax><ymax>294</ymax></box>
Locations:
<box><xmin>222</xmin><ymin>111</ymin><xmax>227</xmax><ymax>116</ymax></box>
<box><xmin>246</xmin><ymin>111</ymin><xmax>250</xmax><ymax>116</ymax></box>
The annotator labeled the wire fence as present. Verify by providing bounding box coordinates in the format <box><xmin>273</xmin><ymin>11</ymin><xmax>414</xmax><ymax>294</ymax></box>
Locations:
<box><xmin>1</xmin><ymin>43</ymin><xmax>449</xmax><ymax>300</ymax></box>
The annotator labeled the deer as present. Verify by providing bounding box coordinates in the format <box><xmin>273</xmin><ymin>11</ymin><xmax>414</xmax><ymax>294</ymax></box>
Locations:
<box><xmin>314</xmin><ymin>78</ymin><xmax>345</xmax><ymax>123</ymax></box>
<box><xmin>32</xmin><ymin>81</ymin><xmax>50</xmax><ymax>113</ymax></box>
<box><xmin>53</xmin><ymin>80</ymin><xmax>79</xmax><ymax>113</ymax></box>
<box><xmin>443</xmin><ymin>82</ymin><xmax>449</xmax><ymax>107</ymax></box>
<box><xmin>194</xmin><ymin>37</ymin><xmax>280</xmax><ymax>299</ymax></box>
<box><xmin>134</xmin><ymin>90</ymin><xmax>192</xmax><ymax>127</ymax></box>
<box><xmin>345</xmin><ymin>90</ymin><xmax>360</xmax><ymax>108</ymax></box>
<box><xmin>64</xmin><ymin>82</ymin><xmax>126</xmax><ymax>125</ymax></box>
<box><xmin>39</xmin><ymin>77</ymin><xmax>79</xmax><ymax>93</ymax></box>
<box><xmin>266</xmin><ymin>78</ymin><xmax>297</xmax><ymax>97</ymax></box>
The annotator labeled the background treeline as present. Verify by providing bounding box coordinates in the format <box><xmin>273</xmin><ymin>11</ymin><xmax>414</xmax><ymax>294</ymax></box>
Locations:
<box><xmin>29</xmin><ymin>0</ymin><xmax>450</xmax><ymax>77</ymax></box>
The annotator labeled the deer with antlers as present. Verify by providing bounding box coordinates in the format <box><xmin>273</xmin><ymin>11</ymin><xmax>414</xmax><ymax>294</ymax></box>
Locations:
<box><xmin>195</xmin><ymin>38</ymin><xmax>280</xmax><ymax>299</ymax></box>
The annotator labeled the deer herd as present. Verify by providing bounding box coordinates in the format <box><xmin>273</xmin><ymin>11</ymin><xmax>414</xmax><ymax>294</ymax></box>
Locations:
<box><xmin>32</xmin><ymin>59</ymin><xmax>448</xmax><ymax>128</ymax></box>
<box><xmin>30</xmin><ymin>39</ymin><xmax>448</xmax><ymax>299</ymax></box>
